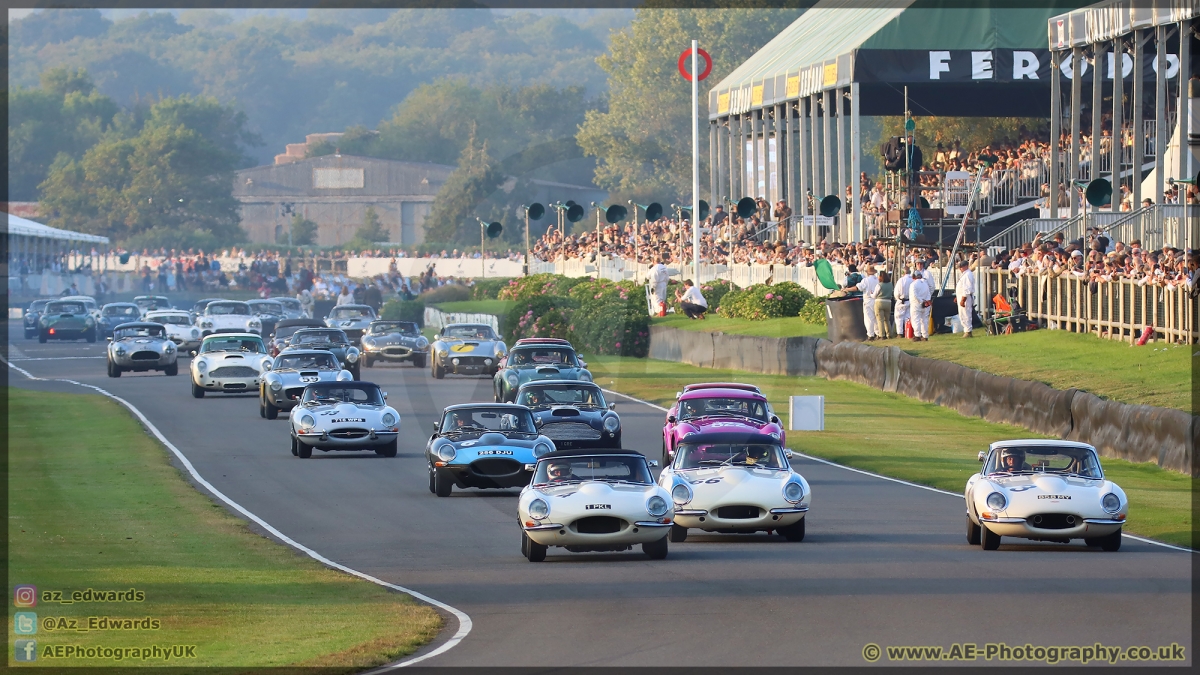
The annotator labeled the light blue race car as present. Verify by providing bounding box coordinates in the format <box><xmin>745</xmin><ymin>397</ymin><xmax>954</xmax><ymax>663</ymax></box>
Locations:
<box><xmin>426</xmin><ymin>403</ymin><xmax>555</xmax><ymax>497</ymax></box>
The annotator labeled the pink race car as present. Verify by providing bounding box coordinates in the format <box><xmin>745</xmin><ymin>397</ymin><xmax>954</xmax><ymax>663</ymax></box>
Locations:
<box><xmin>662</xmin><ymin>385</ymin><xmax>784</xmax><ymax>465</ymax></box>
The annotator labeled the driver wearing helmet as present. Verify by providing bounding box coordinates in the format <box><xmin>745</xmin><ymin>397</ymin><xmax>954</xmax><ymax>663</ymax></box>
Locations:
<box><xmin>744</xmin><ymin>446</ymin><xmax>772</xmax><ymax>466</ymax></box>
<box><xmin>546</xmin><ymin>461</ymin><xmax>576</xmax><ymax>482</ymax></box>
<box><xmin>998</xmin><ymin>448</ymin><xmax>1030</xmax><ymax>472</ymax></box>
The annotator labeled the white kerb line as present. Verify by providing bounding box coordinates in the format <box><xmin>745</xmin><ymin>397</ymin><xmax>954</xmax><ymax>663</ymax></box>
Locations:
<box><xmin>2</xmin><ymin>355</ymin><xmax>473</xmax><ymax>667</ymax></box>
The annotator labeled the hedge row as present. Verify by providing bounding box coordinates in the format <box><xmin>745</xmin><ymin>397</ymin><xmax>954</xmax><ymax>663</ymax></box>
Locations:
<box><xmin>718</xmin><ymin>281</ymin><xmax>817</xmax><ymax>321</ymax></box>
<box><xmin>499</xmin><ymin>277</ymin><xmax>650</xmax><ymax>357</ymax></box>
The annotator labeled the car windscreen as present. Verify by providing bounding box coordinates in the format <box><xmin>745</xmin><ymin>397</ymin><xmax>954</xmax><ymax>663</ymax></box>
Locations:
<box><xmin>29</xmin><ymin>300</ymin><xmax>48</xmax><ymax>312</ymax></box>
<box><xmin>369</xmin><ymin>322</ymin><xmax>419</xmax><ymax>336</ymax></box>
<box><xmin>507</xmin><ymin>348</ymin><xmax>575</xmax><ymax>366</ymax></box>
<box><xmin>679</xmin><ymin>397</ymin><xmax>768</xmax><ymax>422</ymax></box>
<box><xmin>135</xmin><ymin>297</ymin><xmax>169</xmax><ymax>309</ymax></box>
<box><xmin>443</xmin><ymin>325</ymin><xmax>494</xmax><ymax>339</ymax></box>
<box><xmin>985</xmin><ymin>446</ymin><xmax>1103</xmax><ymax>478</ymax></box>
<box><xmin>207</xmin><ymin>302</ymin><xmax>250</xmax><ymax>316</ymax></box>
<box><xmin>103</xmin><ymin>305</ymin><xmax>140</xmax><ymax>318</ymax></box>
<box><xmin>46</xmin><ymin>302</ymin><xmax>86</xmax><ymax>315</ymax></box>
<box><xmin>250</xmin><ymin>302</ymin><xmax>284</xmax><ymax>316</ymax></box>
<box><xmin>277</xmin><ymin>298</ymin><xmax>301</xmax><ymax>309</ymax></box>
<box><xmin>675</xmin><ymin>443</ymin><xmax>785</xmax><ymax>470</ymax></box>
<box><xmin>200</xmin><ymin>336</ymin><xmax>265</xmax><ymax>353</ymax></box>
<box><xmin>114</xmin><ymin>325</ymin><xmax>166</xmax><ymax>339</ymax></box>
<box><xmin>534</xmin><ymin>455</ymin><xmax>652</xmax><ymax>485</ymax></box>
<box><xmin>517</xmin><ymin>385</ymin><xmax>605</xmax><ymax>408</ymax></box>
<box><xmin>441</xmin><ymin>408</ymin><xmax>535</xmax><ymax>433</ymax></box>
<box><xmin>148</xmin><ymin>314</ymin><xmax>191</xmax><ymax>326</ymax></box>
<box><xmin>330</xmin><ymin>306</ymin><xmax>374</xmax><ymax>319</ymax></box>
<box><xmin>292</xmin><ymin>330</ymin><xmax>347</xmax><ymax>345</ymax></box>
<box><xmin>302</xmin><ymin>384</ymin><xmax>383</xmax><ymax>406</ymax></box>
<box><xmin>275</xmin><ymin>353</ymin><xmax>339</xmax><ymax>370</ymax></box>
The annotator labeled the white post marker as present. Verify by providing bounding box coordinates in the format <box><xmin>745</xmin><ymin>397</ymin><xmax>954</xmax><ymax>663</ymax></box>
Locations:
<box><xmin>692</xmin><ymin>38</ymin><xmax>700</xmax><ymax>284</ymax></box>
<box><xmin>789</xmin><ymin>395</ymin><xmax>825</xmax><ymax>431</ymax></box>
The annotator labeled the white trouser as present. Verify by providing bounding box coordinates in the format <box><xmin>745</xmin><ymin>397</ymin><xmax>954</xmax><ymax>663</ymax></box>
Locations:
<box><xmin>862</xmin><ymin>298</ymin><xmax>879</xmax><ymax>338</ymax></box>
<box><xmin>958</xmin><ymin>295</ymin><xmax>974</xmax><ymax>333</ymax></box>
<box><xmin>893</xmin><ymin>300</ymin><xmax>910</xmax><ymax>336</ymax></box>
<box><xmin>911</xmin><ymin>304</ymin><xmax>931</xmax><ymax>338</ymax></box>
<box><xmin>654</xmin><ymin>282</ymin><xmax>668</xmax><ymax>308</ymax></box>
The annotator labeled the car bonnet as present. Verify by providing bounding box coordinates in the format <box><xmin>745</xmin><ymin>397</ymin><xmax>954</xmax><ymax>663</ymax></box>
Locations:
<box><xmin>673</xmin><ymin>465</ymin><xmax>794</xmax><ymax>505</ymax></box>
<box><xmin>438</xmin><ymin>432</ymin><xmax>540</xmax><ymax>462</ymax></box>
<box><xmin>985</xmin><ymin>473</ymin><xmax>1113</xmax><ymax>509</ymax></box>
<box><xmin>530</xmin><ymin>480</ymin><xmax>658</xmax><ymax>516</ymax></box>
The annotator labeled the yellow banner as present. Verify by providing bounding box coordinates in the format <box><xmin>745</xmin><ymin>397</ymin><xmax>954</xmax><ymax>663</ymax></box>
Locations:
<box><xmin>751</xmin><ymin>85</ymin><xmax>764</xmax><ymax>106</ymax></box>
<box><xmin>785</xmin><ymin>75</ymin><xmax>800</xmax><ymax>98</ymax></box>
<box><xmin>717</xmin><ymin>92</ymin><xmax>730</xmax><ymax>114</ymax></box>
<box><xmin>823</xmin><ymin>62</ymin><xmax>838</xmax><ymax>87</ymax></box>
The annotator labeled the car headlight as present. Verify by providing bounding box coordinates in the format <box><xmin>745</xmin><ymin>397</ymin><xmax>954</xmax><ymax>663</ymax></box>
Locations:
<box><xmin>646</xmin><ymin>495</ymin><xmax>669</xmax><ymax>518</ymax></box>
<box><xmin>270</xmin><ymin>380</ymin><xmax>283</xmax><ymax>391</ymax></box>
<box><xmin>603</xmin><ymin>416</ymin><xmax>620</xmax><ymax>433</ymax></box>
<box><xmin>336</xmin><ymin>370</ymin><xmax>353</xmax><ymax>382</ymax></box>
<box><xmin>201</xmin><ymin>321</ymin><xmax>213</xmax><ymax>328</ymax></box>
<box><xmin>417</xmin><ymin>337</ymin><xmax>429</xmax><ymax>348</ymax></box>
<box><xmin>436</xmin><ymin>444</ymin><xmax>456</xmax><ymax>462</ymax></box>
<box><xmin>115</xmin><ymin>347</ymin><xmax>126</xmax><ymax>356</ymax></box>
<box><xmin>164</xmin><ymin>342</ymin><xmax>175</xmax><ymax>352</ymax></box>
<box><xmin>191</xmin><ymin>328</ymin><xmax>199</xmax><ymax>338</ymax></box>
<box><xmin>578</xmin><ymin>371</ymin><xmax>592</xmax><ymax>382</ymax></box>
<box><xmin>363</xmin><ymin>337</ymin><xmax>376</xmax><ymax>348</ymax></box>
<box><xmin>452</xmin><ymin>358</ymin><xmax>460</xmax><ymax>366</ymax></box>
<box><xmin>300</xmin><ymin>414</ymin><xmax>316</xmax><ymax>430</ymax></box>
<box><xmin>533</xmin><ymin>442</ymin><xmax>552</xmax><ymax>458</ymax></box>
<box><xmin>346</xmin><ymin>348</ymin><xmax>359</xmax><ymax>363</ymax></box>
<box><xmin>506</xmin><ymin>372</ymin><xmax>519</xmax><ymax>387</ymax></box>
<box><xmin>986</xmin><ymin>491</ymin><xmax>1007</xmax><ymax>511</ymax></box>
<box><xmin>783</xmin><ymin>481</ymin><xmax>804</xmax><ymax>504</ymax></box>
<box><xmin>671</xmin><ymin>483</ymin><xmax>692</xmax><ymax>506</ymax></box>
<box><xmin>528</xmin><ymin>498</ymin><xmax>550</xmax><ymax>520</ymax></box>
<box><xmin>484</xmin><ymin>358</ymin><xmax>492</xmax><ymax>366</ymax></box>
<box><xmin>382</xmin><ymin>412</ymin><xmax>397</xmax><ymax>427</ymax></box>
<box><xmin>1102</xmin><ymin>493</ymin><xmax>1121</xmax><ymax>514</ymax></box>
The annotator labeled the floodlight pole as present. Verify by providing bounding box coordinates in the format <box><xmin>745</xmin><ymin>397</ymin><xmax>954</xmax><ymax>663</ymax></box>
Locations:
<box><xmin>523</xmin><ymin>205</ymin><xmax>531</xmax><ymax>274</ymax></box>
<box><xmin>629</xmin><ymin>200</ymin><xmax>639</xmax><ymax>282</ymax></box>
<box><xmin>479</xmin><ymin>221</ymin><xmax>486</xmax><ymax>279</ymax></box>
<box><xmin>691</xmin><ymin>39</ymin><xmax>701</xmax><ymax>284</ymax></box>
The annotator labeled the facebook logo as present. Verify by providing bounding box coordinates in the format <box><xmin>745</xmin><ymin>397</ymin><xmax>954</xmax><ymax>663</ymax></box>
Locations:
<box><xmin>14</xmin><ymin>612</ymin><xmax>37</xmax><ymax>634</ymax></box>
<box><xmin>14</xmin><ymin>639</ymin><xmax>37</xmax><ymax>662</ymax></box>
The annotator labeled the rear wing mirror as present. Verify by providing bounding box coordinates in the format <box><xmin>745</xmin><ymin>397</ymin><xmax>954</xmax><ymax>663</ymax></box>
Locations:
<box><xmin>784</xmin><ymin>448</ymin><xmax>795</xmax><ymax>458</ymax></box>
<box><xmin>647</xmin><ymin>460</ymin><xmax>659</xmax><ymax>468</ymax></box>
<box><xmin>608</xmin><ymin>402</ymin><xmax>616</xmax><ymax>410</ymax></box>
<box><xmin>978</xmin><ymin>451</ymin><xmax>987</xmax><ymax>462</ymax></box>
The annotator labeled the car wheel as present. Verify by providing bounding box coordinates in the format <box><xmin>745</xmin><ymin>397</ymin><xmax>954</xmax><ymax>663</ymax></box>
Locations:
<box><xmin>85</xmin><ymin>328</ymin><xmax>97</xmax><ymax>343</ymax></box>
<box><xmin>523</xmin><ymin>532</ymin><xmax>547</xmax><ymax>562</ymax></box>
<box><xmin>290</xmin><ymin>435</ymin><xmax>299</xmax><ymax>457</ymax></box>
<box><xmin>412</xmin><ymin>354</ymin><xmax>427</xmax><ymax>368</ymax></box>
<box><xmin>980</xmin><ymin>523</ymin><xmax>1001</xmax><ymax>550</ymax></box>
<box><xmin>434</xmin><ymin>469</ymin><xmax>453</xmax><ymax>497</ymax></box>
<box><xmin>966</xmin><ymin>515</ymin><xmax>982</xmax><ymax>545</ymax></box>
<box><xmin>350</xmin><ymin>364</ymin><xmax>361</xmax><ymax>380</ymax></box>
<box><xmin>662</xmin><ymin>440</ymin><xmax>670</xmax><ymax>467</ymax></box>
<box><xmin>779</xmin><ymin>518</ymin><xmax>806</xmax><ymax>542</ymax></box>
<box><xmin>642</xmin><ymin>535</ymin><xmax>669</xmax><ymax>560</ymax></box>
<box><xmin>1090</xmin><ymin>528</ymin><xmax>1122</xmax><ymax>552</ymax></box>
<box><xmin>432</xmin><ymin>362</ymin><xmax>445</xmax><ymax>379</ymax></box>
<box><xmin>669</xmin><ymin>524</ymin><xmax>688</xmax><ymax>542</ymax></box>
<box><xmin>297</xmin><ymin>440</ymin><xmax>312</xmax><ymax>459</ymax></box>
<box><xmin>164</xmin><ymin>362</ymin><xmax>178</xmax><ymax>377</ymax></box>
<box><xmin>24</xmin><ymin>329</ymin><xmax>34</xmax><ymax>340</ymax></box>
<box><xmin>377</xmin><ymin>438</ymin><xmax>398</xmax><ymax>458</ymax></box>
<box><xmin>428</xmin><ymin>466</ymin><xmax>436</xmax><ymax>494</ymax></box>
<box><xmin>191</xmin><ymin>381</ymin><xmax>205</xmax><ymax>398</ymax></box>
<box><xmin>38</xmin><ymin>332</ymin><xmax>47</xmax><ymax>343</ymax></box>
<box><xmin>259</xmin><ymin>395</ymin><xmax>267</xmax><ymax>418</ymax></box>
<box><xmin>107</xmin><ymin>360</ymin><xmax>121</xmax><ymax>378</ymax></box>
<box><xmin>265</xmin><ymin>398</ymin><xmax>279</xmax><ymax>420</ymax></box>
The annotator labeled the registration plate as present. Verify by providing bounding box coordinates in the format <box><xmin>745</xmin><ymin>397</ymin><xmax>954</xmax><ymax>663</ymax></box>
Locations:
<box><xmin>477</xmin><ymin>449</ymin><xmax>513</xmax><ymax>456</ymax></box>
<box><xmin>332</xmin><ymin>418</ymin><xmax>366</xmax><ymax>423</ymax></box>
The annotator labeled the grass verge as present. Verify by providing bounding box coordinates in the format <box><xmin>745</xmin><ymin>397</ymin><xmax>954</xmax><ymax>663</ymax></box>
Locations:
<box><xmin>8</xmin><ymin>388</ymin><xmax>440</xmax><ymax>669</ymax></box>
<box><xmin>652</xmin><ymin>312</ymin><xmax>828</xmax><ymax>338</ymax></box>
<box><xmin>432</xmin><ymin>299</ymin><xmax>514</xmax><ymax>316</ymax></box>
<box><xmin>587</xmin><ymin>356</ymin><xmax>1194</xmax><ymax>548</ymax></box>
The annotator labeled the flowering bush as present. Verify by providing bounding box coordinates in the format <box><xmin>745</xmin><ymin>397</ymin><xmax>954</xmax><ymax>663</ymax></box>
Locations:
<box><xmin>796</xmin><ymin>297</ymin><xmax>827</xmax><ymax>325</ymax></box>
<box><xmin>497</xmin><ymin>274</ymin><xmax>590</xmax><ymax>301</ymax></box>
<box><xmin>500</xmin><ymin>295</ymin><xmax>579</xmax><ymax>344</ymax></box>
<box><xmin>717</xmin><ymin>282</ymin><xmax>814</xmax><ymax>321</ymax></box>
<box><xmin>569</xmin><ymin>279</ymin><xmax>650</xmax><ymax>357</ymax></box>
<box><xmin>471</xmin><ymin>278</ymin><xmax>513</xmax><ymax>300</ymax></box>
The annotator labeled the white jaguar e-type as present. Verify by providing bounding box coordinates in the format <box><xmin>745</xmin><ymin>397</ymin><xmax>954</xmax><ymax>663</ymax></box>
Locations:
<box><xmin>518</xmin><ymin>449</ymin><xmax>672</xmax><ymax>562</ymax></box>
<box><xmin>658</xmin><ymin>427</ymin><xmax>810</xmax><ymax>542</ymax></box>
<box><xmin>966</xmin><ymin>440</ymin><xmax>1128</xmax><ymax>551</ymax></box>
<box><xmin>289</xmin><ymin>380</ymin><xmax>400</xmax><ymax>458</ymax></box>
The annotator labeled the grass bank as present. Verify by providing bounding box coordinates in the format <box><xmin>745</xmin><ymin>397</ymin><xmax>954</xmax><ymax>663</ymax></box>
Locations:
<box><xmin>651</xmin><ymin>312</ymin><xmax>828</xmax><ymax>338</ymax></box>
<box><xmin>431</xmin><ymin>299</ymin><xmax>514</xmax><ymax>316</ymax></box>
<box><xmin>587</xmin><ymin>356</ymin><xmax>1194</xmax><ymax>548</ymax></box>
<box><xmin>8</xmin><ymin>388</ymin><xmax>440</xmax><ymax>669</ymax></box>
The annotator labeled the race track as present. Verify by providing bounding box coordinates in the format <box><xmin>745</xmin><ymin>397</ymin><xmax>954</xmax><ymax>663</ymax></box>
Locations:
<box><xmin>6</xmin><ymin>327</ymin><xmax>1192</xmax><ymax>667</ymax></box>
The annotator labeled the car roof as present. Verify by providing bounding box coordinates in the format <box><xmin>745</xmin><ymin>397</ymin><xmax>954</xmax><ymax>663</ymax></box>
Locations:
<box><xmin>103</xmin><ymin>302</ymin><xmax>140</xmax><ymax>308</ymax></box>
<box><xmin>679</xmin><ymin>431</ymin><xmax>781</xmax><ymax>446</ymax></box>
<box><xmin>370</xmin><ymin>319</ymin><xmax>416</xmax><ymax>324</ymax></box>
<box><xmin>275</xmin><ymin>318</ymin><xmax>326</xmax><ymax>329</ymax></box>
<box><xmin>202</xmin><ymin>332</ymin><xmax>262</xmax><ymax>339</ymax></box>
<box><xmin>208</xmin><ymin>300</ymin><xmax>248</xmax><ymax>305</ymax></box>
<box><xmin>443</xmin><ymin>323</ymin><xmax>492</xmax><ymax>330</ymax></box>
<box><xmin>538</xmin><ymin>447</ymin><xmax>647</xmax><ymax>460</ymax></box>
<box><xmin>145</xmin><ymin>309</ymin><xmax>189</xmax><ymax>315</ymax></box>
<box><xmin>248</xmin><ymin>298</ymin><xmax>282</xmax><ymax>304</ymax></box>
<box><xmin>331</xmin><ymin>303</ymin><xmax>373</xmax><ymax>310</ymax></box>
<box><xmin>683</xmin><ymin>382</ymin><xmax>762</xmax><ymax>393</ymax></box>
<box><xmin>442</xmin><ymin>402</ymin><xmax>530</xmax><ymax>412</ymax></box>
<box><xmin>988</xmin><ymin>439</ymin><xmax>1096</xmax><ymax>451</ymax></box>
<box><xmin>679</xmin><ymin>387</ymin><xmax>766</xmax><ymax>401</ymax></box>
<box><xmin>113</xmin><ymin>321</ymin><xmax>166</xmax><ymax>330</ymax></box>
<box><xmin>275</xmin><ymin>349</ymin><xmax>338</xmax><ymax>357</ymax></box>
<box><xmin>135</xmin><ymin>295</ymin><xmax>169</xmax><ymax>300</ymax></box>
<box><xmin>516</xmin><ymin>380</ymin><xmax>600</xmax><ymax>389</ymax></box>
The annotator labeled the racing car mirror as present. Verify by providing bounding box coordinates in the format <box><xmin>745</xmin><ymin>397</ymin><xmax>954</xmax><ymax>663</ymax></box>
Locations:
<box><xmin>978</xmin><ymin>450</ymin><xmax>987</xmax><ymax>462</ymax></box>
<box><xmin>648</xmin><ymin>460</ymin><xmax>659</xmax><ymax>468</ymax></box>
<box><xmin>383</xmin><ymin>391</ymin><xmax>388</xmax><ymax>399</ymax></box>
<box><xmin>608</xmin><ymin>402</ymin><xmax>616</xmax><ymax>410</ymax></box>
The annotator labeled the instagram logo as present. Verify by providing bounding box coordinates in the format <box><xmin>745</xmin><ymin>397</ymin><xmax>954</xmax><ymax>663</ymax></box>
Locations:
<box><xmin>14</xmin><ymin>585</ymin><xmax>36</xmax><ymax>607</ymax></box>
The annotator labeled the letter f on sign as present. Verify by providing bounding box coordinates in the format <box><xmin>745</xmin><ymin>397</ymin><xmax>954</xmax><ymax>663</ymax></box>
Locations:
<box><xmin>930</xmin><ymin>51</ymin><xmax>951</xmax><ymax>79</ymax></box>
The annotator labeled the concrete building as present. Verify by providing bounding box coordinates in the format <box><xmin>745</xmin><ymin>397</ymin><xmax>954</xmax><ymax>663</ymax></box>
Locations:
<box><xmin>233</xmin><ymin>154</ymin><xmax>454</xmax><ymax>246</ymax></box>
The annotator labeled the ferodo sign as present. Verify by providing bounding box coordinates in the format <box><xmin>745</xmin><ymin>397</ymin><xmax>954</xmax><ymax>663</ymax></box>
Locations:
<box><xmin>855</xmin><ymin>48</ymin><xmax>1179</xmax><ymax>83</ymax></box>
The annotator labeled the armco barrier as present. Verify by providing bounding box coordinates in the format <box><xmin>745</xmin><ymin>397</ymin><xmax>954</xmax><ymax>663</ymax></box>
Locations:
<box><xmin>652</xmin><ymin>328</ymin><xmax>1194</xmax><ymax>475</ymax></box>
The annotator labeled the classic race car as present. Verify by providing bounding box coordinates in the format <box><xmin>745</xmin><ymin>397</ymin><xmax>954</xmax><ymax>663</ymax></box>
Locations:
<box><xmin>289</xmin><ymin>381</ymin><xmax>399</xmax><ymax>458</ymax></box>
<box><xmin>361</xmin><ymin>320</ymin><xmax>429</xmax><ymax>368</ymax></box>
<box><xmin>668</xmin><ymin>382</ymin><xmax>777</xmax><ymax>425</ymax></box>
<box><xmin>260</xmin><ymin>349</ymin><xmax>353</xmax><ymax>419</ymax></box>
<box><xmin>658</xmin><ymin>426</ymin><xmax>810</xmax><ymax>543</ymax></box>
<box><xmin>426</xmin><ymin>403</ymin><xmax>554</xmax><ymax>497</ymax></box>
<box><xmin>275</xmin><ymin>296</ymin><xmax>308</xmax><ymax>320</ymax></box>
<box><xmin>248</xmin><ymin>299</ymin><xmax>287</xmax><ymax>338</ymax></box>
<box><xmin>22</xmin><ymin>299</ymin><xmax>49</xmax><ymax>339</ymax></box>
<box><xmin>144</xmin><ymin>310</ymin><xmax>202</xmax><ymax>352</ymax></box>
<box><xmin>662</xmin><ymin>387</ymin><xmax>784</xmax><ymax>466</ymax></box>
<box><xmin>133</xmin><ymin>295</ymin><xmax>172</xmax><ymax>316</ymax></box>
<box><xmin>966</xmin><ymin>440</ymin><xmax>1128</xmax><ymax>551</ymax></box>
<box><xmin>98</xmin><ymin>302</ymin><xmax>142</xmax><ymax>338</ymax></box>
<box><xmin>325</xmin><ymin>304</ymin><xmax>377</xmax><ymax>342</ymax></box>
<box><xmin>189</xmin><ymin>297</ymin><xmax>224</xmax><ymax>324</ymax></box>
<box><xmin>515</xmin><ymin>380</ymin><xmax>621</xmax><ymax>449</ymax></box>
<box><xmin>493</xmin><ymin>338</ymin><xmax>591</xmax><ymax>402</ymax></box>
<box><xmin>106</xmin><ymin>322</ymin><xmax>179</xmax><ymax>377</ymax></box>
<box><xmin>189</xmin><ymin>332</ymin><xmax>272</xmax><ymax>398</ymax></box>
<box><xmin>431</xmin><ymin>323</ymin><xmax>506</xmax><ymax>379</ymax></box>
<box><xmin>61</xmin><ymin>295</ymin><xmax>103</xmax><ymax>322</ymax></box>
<box><xmin>268</xmin><ymin>318</ymin><xmax>327</xmax><ymax>356</ymax></box>
<box><xmin>37</xmin><ymin>299</ymin><xmax>98</xmax><ymax>343</ymax></box>
<box><xmin>198</xmin><ymin>300</ymin><xmax>261</xmax><ymax>336</ymax></box>
<box><xmin>518</xmin><ymin>448</ymin><xmax>671</xmax><ymax>562</ymax></box>
<box><xmin>284</xmin><ymin>328</ymin><xmax>361</xmax><ymax>379</ymax></box>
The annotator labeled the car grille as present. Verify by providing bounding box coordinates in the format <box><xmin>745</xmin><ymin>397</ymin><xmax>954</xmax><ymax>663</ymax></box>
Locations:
<box><xmin>451</xmin><ymin>356</ymin><xmax>491</xmax><ymax>367</ymax></box>
<box><xmin>210</xmin><ymin>366</ymin><xmax>258</xmax><ymax>378</ymax></box>
<box><xmin>382</xmin><ymin>346</ymin><xmax>412</xmax><ymax>356</ymax></box>
<box><xmin>131</xmin><ymin>350</ymin><xmax>160</xmax><ymax>361</ymax></box>
<box><xmin>572</xmin><ymin>516</ymin><xmax>627</xmax><ymax>534</ymax></box>
<box><xmin>223</xmin><ymin>383</ymin><xmax>247</xmax><ymax>390</ymax></box>
<box><xmin>541</xmin><ymin>422</ymin><xmax>601</xmax><ymax>441</ymax></box>
<box><xmin>330</xmin><ymin>428</ymin><xmax>370</xmax><ymax>439</ymax></box>
<box><xmin>1027</xmin><ymin>513</ymin><xmax>1080</xmax><ymax>530</ymax></box>
<box><xmin>470</xmin><ymin>458</ymin><xmax>522</xmax><ymax>477</ymax></box>
<box><xmin>716</xmin><ymin>505</ymin><xmax>762</xmax><ymax>520</ymax></box>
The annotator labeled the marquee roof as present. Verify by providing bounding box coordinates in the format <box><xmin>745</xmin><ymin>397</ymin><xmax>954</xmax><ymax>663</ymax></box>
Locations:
<box><xmin>4</xmin><ymin>213</ymin><xmax>109</xmax><ymax>244</ymax></box>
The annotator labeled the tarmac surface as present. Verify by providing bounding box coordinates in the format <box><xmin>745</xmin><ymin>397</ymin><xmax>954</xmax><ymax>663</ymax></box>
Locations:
<box><xmin>5</xmin><ymin>325</ymin><xmax>1193</xmax><ymax>667</ymax></box>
